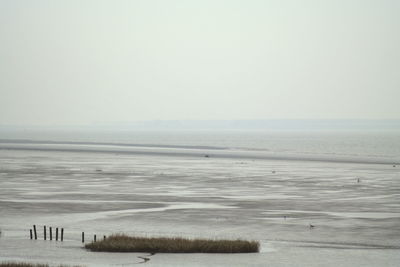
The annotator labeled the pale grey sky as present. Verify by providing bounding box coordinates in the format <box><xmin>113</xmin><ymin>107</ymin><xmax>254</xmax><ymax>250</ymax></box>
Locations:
<box><xmin>0</xmin><ymin>0</ymin><xmax>399</xmax><ymax>126</ymax></box>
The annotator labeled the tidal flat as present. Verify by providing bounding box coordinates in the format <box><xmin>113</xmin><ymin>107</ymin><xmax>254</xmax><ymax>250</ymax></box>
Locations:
<box><xmin>0</xmin><ymin>140</ymin><xmax>399</xmax><ymax>266</ymax></box>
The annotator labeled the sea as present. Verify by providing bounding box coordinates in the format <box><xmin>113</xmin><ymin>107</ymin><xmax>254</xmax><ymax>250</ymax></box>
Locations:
<box><xmin>0</xmin><ymin>129</ymin><xmax>399</xmax><ymax>266</ymax></box>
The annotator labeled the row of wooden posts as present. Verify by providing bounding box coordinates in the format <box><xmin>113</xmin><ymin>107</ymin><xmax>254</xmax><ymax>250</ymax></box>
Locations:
<box><xmin>30</xmin><ymin>225</ymin><xmax>63</xmax><ymax>241</ymax></box>
<box><xmin>82</xmin><ymin>232</ymin><xmax>107</xmax><ymax>243</ymax></box>
<box><xmin>29</xmin><ymin>225</ymin><xmax>106</xmax><ymax>243</ymax></box>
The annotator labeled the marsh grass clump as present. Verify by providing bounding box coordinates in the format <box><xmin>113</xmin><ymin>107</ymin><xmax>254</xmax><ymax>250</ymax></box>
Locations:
<box><xmin>85</xmin><ymin>234</ymin><xmax>260</xmax><ymax>253</ymax></box>
<box><xmin>0</xmin><ymin>264</ymin><xmax>49</xmax><ymax>267</ymax></box>
<box><xmin>0</xmin><ymin>263</ymin><xmax>82</xmax><ymax>267</ymax></box>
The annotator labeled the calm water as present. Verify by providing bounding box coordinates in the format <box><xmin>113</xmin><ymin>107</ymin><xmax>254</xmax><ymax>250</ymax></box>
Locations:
<box><xmin>0</xmin><ymin>130</ymin><xmax>399</xmax><ymax>266</ymax></box>
<box><xmin>1</xmin><ymin>129</ymin><xmax>400</xmax><ymax>161</ymax></box>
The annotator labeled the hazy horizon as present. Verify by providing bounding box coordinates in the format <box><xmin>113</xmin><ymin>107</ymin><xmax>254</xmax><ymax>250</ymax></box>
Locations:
<box><xmin>1</xmin><ymin>3</ymin><xmax>400</xmax><ymax>265</ymax></box>
<box><xmin>1</xmin><ymin>0</ymin><xmax>399</xmax><ymax>126</ymax></box>
<box><xmin>1</xmin><ymin>119</ymin><xmax>400</xmax><ymax>131</ymax></box>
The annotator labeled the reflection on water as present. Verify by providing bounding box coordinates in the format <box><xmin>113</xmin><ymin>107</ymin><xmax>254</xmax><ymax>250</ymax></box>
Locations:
<box><xmin>0</xmin><ymin>148</ymin><xmax>399</xmax><ymax>251</ymax></box>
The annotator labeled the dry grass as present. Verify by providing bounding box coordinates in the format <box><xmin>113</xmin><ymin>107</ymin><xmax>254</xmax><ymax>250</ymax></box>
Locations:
<box><xmin>85</xmin><ymin>234</ymin><xmax>259</xmax><ymax>253</ymax></box>
<box><xmin>0</xmin><ymin>263</ymin><xmax>82</xmax><ymax>267</ymax></box>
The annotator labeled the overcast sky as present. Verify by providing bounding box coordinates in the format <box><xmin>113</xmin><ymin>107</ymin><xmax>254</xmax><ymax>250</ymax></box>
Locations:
<box><xmin>0</xmin><ymin>0</ymin><xmax>399</xmax><ymax>126</ymax></box>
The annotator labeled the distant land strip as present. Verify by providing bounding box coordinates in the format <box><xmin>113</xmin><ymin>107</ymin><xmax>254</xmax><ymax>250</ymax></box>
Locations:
<box><xmin>0</xmin><ymin>142</ymin><xmax>398</xmax><ymax>166</ymax></box>
<box><xmin>0</xmin><ymin>139</ymin><xmax>226</xmax><ymax>151</ymax></box>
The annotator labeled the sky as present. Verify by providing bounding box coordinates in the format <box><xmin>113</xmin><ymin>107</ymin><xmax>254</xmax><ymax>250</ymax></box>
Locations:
<box><xmin>0</xmin><ymin>0</ymin><xmax>399</xmax><ymax>126</ymax></box>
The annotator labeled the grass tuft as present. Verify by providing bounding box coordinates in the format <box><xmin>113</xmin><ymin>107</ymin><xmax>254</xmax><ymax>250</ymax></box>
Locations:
<box><xmin>85</xmin><ymin>234</ymin><xmax>260</xmax><ymax>253</ymax></box>
<box><xmin>0</xmin><ymin>263</ymin><xmax>82</xmax><ymax>267</ymax></box>
<box><xmin>0</xmin><ymin>264</ymin><xmax>48</xmax><ymax>267</ymax></box>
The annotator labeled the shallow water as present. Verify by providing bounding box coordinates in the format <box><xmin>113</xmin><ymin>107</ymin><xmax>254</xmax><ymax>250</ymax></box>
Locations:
<box><xmin>0</xmin><ymin>131</ymin><xmax>399</xmax><ymax>266</ymax></box>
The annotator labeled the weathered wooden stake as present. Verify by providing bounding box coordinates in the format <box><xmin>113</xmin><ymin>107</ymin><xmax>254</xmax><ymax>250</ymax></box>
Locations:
<box><xmin>33</xmin><ymin>225</ymin><xmax>37</xmax><ymax>240</ymax></box>
<box><xmin>56</xmin><ymin>228</ymin><xmax>59</xmax><ymax>241</ymax></box>
<box><xmin>44</xmin><ymin>226</ymin><xmax>46</xmax><ymax>240</ymax></box>
<box><xmin>30</xmin><ymin>229</ymin><xmax>33</xmax><ymax>240</ymax></box>
<box><xmin>82</xmin><ymin>232</ymin><xmax>85</xmax><ymax>243</ymax></box>
<box><xmin>61</xmin><ymin>228</ymin><xmax>64</xmax><ymax>241</ymax></box>
<box><xmin>50</xmin><ymin>227</ymin><xmax>52</xmax><ymax>240</ymax></box>
<box><xmin>94</xmin><ymin>234</ymin><xmax>96</xmax><ymax>242</ymax></box>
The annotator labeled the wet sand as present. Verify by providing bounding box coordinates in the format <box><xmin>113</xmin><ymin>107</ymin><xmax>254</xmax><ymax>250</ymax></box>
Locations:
<box><xmin>0</xmin><ymin>148</ymin><xmax>399</xmax><ymax>266</ymax></box>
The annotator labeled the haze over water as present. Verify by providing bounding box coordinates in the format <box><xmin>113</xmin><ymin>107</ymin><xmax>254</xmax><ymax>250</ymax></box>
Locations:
<box><xmin>1</xmin><ymin>0</ymin><xmax>400</xmax><ymax>265</ymax></box>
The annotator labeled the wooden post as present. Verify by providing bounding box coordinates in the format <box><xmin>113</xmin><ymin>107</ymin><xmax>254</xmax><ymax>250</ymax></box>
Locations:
<box><xmin>30</xmin><ymin>229</ymin><xmax>33</xmax><ymax>240</ymax></box>
<box><xmin>94</xmin><ymin>234</ymin><xmax>96</xmax><ymax>242</ymax></box>
<box><xmin>44</xmin><ymin>226</ymin><xmax>46</xmax><ymax>240</ymax></box>
<box><xmin>33</xmin><ymin>225</ymin><xmax>37</xmax><ymax>240</ymax></box>
<box><xmin>82</xmin><ymin>232</ymin><xmax>85</xmax><ymax>243</ymax></box>
<box><xmin>50</xmin><ymin>227</ymin><xmax>52</xmax><ymax>240</ymax></box>
<box><xmin>56</xmin><ymin>228</ymin><xmax>59</xmax><ymax>241</ymax></box>
<box><xmin>61</xmin><ymin>228</ymin><xmax>64</xmax><ymax>241</ymax></box>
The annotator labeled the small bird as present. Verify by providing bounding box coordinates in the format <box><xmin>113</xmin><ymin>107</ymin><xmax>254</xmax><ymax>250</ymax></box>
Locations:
<box><xmin>357</xmin><ymin>178</ymin><xmax>360</xmax><ymax>183</ymax></box>
<box><xmin>309</xmin><ymin>224</ymin><xmax>315</xmax><ymax>229</ymax></box>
